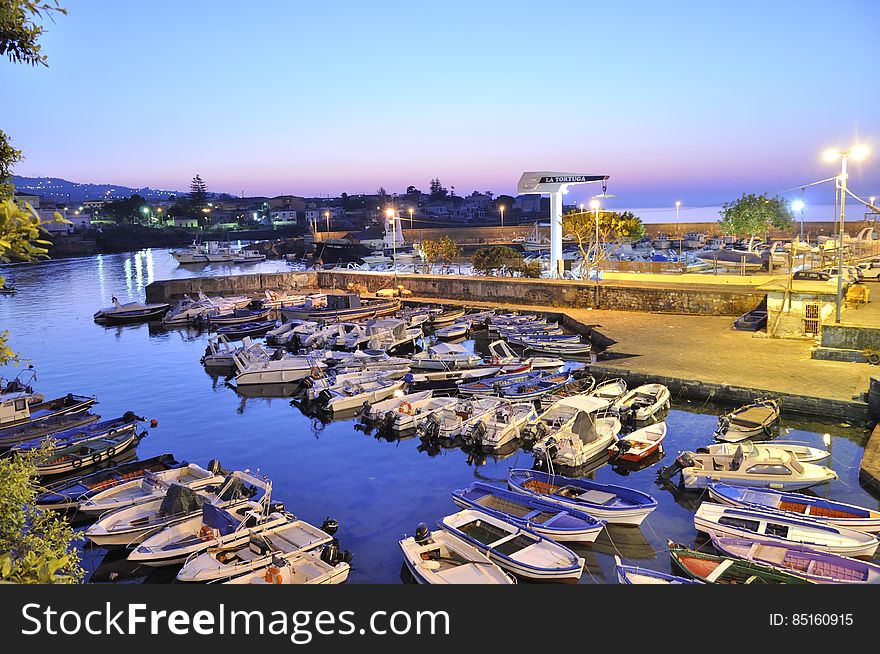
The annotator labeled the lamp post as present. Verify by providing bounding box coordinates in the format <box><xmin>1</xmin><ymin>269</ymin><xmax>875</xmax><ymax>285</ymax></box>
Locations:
<box><xmin>675</xmin><ymin>201</ymin><xmax>682</xmax><ymax>260</ymax></box>
<box><xmin>590</xmin><ymin>199</ymin><xmax>600</xmax><ymax>305</ymax></box>
<box><xmin>386</xmin><ymin>208</ymin><xmax>398</xmax><ymax>281</ymax></box>
<box><xmin>499</xmin><ymin>204</ymin><xmax>505</xmax><ymax>228</ymax></box>
<box><xmin>791</xmin><ymin>198</ymin><xmax>805</xmax><ymax>242</ymax></box>
<box><xmin>824</xmin><ymin>145</ymin><xmax>869</xmax><ymax>322</ymax></box>
<box><xmin>324</xmin><ymin>210</ymin><xmax>330</xmax><ymax>232</ymax></box>
<box><xmin>408</xmin><ymin>207</ymin><xmax>413</xmax><ymax>230</ymax></box>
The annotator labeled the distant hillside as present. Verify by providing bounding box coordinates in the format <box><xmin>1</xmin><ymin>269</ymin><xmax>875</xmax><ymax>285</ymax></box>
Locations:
<box><xmin>11</xmin><ymin>175</ymin><xmax>188</xmax><ymax>203</ymax></box>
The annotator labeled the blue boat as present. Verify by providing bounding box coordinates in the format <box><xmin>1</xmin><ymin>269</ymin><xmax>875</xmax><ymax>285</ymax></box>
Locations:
<box><xmin>216</xmin><ymin>320</ymin><xmax>277</xmax><ymax>340</ymax></box>
<box><xmin>451</xmin><ymin>482</ymin><xmax>605</xmax><ymax>543</ymax></box>
<box><xmin>507</xmin><ymin>468</ymin><xmax>658</xmax><ymax>526</ymax></box>
<box><xmin>614</xmin><ymin>556</ymin><xmax>702</xmax><ymax>584</ymax></box>
<box><xmin>12</xmin><ymin>412</ymin><xmax>143</xmax><ymax>454</ymax></box>
<box><xmin>707</xmin><ymin>483</ymin><xmax>880</xmax><ymax>534</ymax></box>
<box><xmin>457</xmin><ymin>370</ymin><xmax>539</xmax><ymax>395</ymax></box>
<box><xmin>500</xmin><ymin>371</ymin><xmax>573</xmax><ymax>400</ymax></box>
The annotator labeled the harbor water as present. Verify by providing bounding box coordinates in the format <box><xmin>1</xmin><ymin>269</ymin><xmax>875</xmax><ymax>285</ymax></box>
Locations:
<box><xmin>0</xmin><ymin>249</ymin><xmax>876</xmax><ymax>583</ymax></box>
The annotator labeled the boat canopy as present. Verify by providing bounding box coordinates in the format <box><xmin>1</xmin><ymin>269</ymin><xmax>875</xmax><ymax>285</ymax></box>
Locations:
<box><xmin>159</xmin><ymin>484</ymin><xmax>205</xmax><ymax>516</ymax></box>
<box><xmin>202</xmin><ymin>503</ymin><xmax>240</xmax><ymax>536</ymax></box>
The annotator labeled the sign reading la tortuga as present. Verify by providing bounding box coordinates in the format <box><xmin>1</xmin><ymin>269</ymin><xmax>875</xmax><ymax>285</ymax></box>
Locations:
<box><xmin>538</xmin><ymin>175</ymin><xmax>606</xmax><ymax>184</ymax></box>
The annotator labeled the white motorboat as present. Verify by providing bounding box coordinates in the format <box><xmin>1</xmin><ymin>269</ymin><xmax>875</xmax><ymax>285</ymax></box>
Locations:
<box><xmin>488</xmin><ymin>339</ymin><xmax>563</xmax><ymax>370</ymax></box>
<box><xmin>715</xmin><ymin>398</ymin><xmax>780</xmax><ymax>442</ymax></box>
<box><xmin>669</xmin><ymin>445</ymin><xmax>837</xmax><ymax>490</ymax></box>
<box><xmin>416</xmin><ymin>397</ymin><xmax>505</xmax><ymax>442</ymax></box>
<box><xmin>162</xmin><ymin>291</ymin><xmax>251</xmax><ymax>326</ymax></box>
<box><xmin>232</xmin><ymin>349</ymin><xmax>325</xmax><ymax>386</ymax></box>
<box><xmin>410</xmin><ymin>342</ymin><xmax>482</xmax><ymax>370</ymax></box>
<box><xmin>233</xmin><ymin>250</ymin><xmax>267</xmax><ymax>264</ymax></box>
<box><xmin>522</xmin><ymin>394</ymin><xmax>611</xmax><ymax>441</ymax></box>
<box><xmin>322</xmin><ymin>378</ymin><xmax>407</xmax><ymax>413</ymax></box>
<box><xmin>399</xmin><ymin>525</ymin><xmax>515</xmax><ymax>584</ymax></box>
<box><xmin>170</xmin><ymin>240</ymin><xmax>209</xmax><ymax>264</ymax></box>
<box><xmin>322</xmin><ymin>349</ymin><xmax>411</xmax><ymax>372</ymax></box>
<box><xmin>693</xmin><ymin>502</ymin><xmax>879</xmax><ymax>559</ymax></box>
<box><xmin>85</xmin><ymin>471</ymin><xmax>270</xmax><ymax>547</ymax></box>
<box><xmin>78</xmin><ymin>461</ymin><xmax>224</xmax><ymax>516</ymax></box>
<box><xmin>590</xmin><ymin>378</ymin><xmax>627</xmax><ymax>402</ymax></box>
<box><xmin>265</xmin><ymin>319</ymin><xmax>318</xmax><ymax>346</ymax></box>
<box><xmin>697</xmin><ymin>440</ymin><xmax>830</xmax><ymax>465</ymax></box>
<box><xmin>202</xmin><ymin>335</ymin><xmax>277</xmax><ymax>368</ymax></box>
<box><xmin>360</xmin><ymin>390</ymin><xmax>432</xmax><ymax>422</ymax></box>
<box><xmin>438</xmin><ymin>509</ymin><xmax>584</xmax><ymax>583</ymax></box>
<box><xmin>93</xmin><ymin>297</ymin><xmax>170</xmax><ymax>324</ymax></box>
<box><xmin>331</xmin><ymin>318</ymin><xmax>421</xmax><ymax>352</ymax></box>
<box><xmin>176</xmin><ymin>515</ymin><xmax>336</xmax><ymax>582</ymax></box>
<box><xmin>369</xmin><ymin>394</ymin><xmax>459</xmax><ymax>433</ymax></box>
<box><xmin>464</xmin><ymin>401</ymin><xmax>538</xmax><ymax>451</ymax></box>
<box><xmin>611</xmin><ymin>383</ymin><xmax>671</xmax><ymax>422</ymax></box>
<box><xmin>533</xmin><ymin>411</ymin><xmax>621</xmax><ymax>469</ymax></box>
<box><xmin>223</xmin><ymin>547</ymin><xmax>351</xmax><ymax>585</ymax></box>
<box><xmin>304</xmin><ymin>367</ymin><xmax>409</xmax><ymax>402</ymax></box>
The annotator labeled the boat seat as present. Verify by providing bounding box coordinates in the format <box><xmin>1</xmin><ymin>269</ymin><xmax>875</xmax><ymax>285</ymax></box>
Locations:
<box><xmin>705</xmin><ymin>558</ymin><xmax>735</xmax><ymax>583</ymax></box>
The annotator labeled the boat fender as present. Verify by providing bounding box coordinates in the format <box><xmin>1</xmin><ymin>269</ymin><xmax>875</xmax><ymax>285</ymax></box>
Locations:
<box><xmin>107</xmin><ymin>446</ymin><xmax>115</xmax><ymax>458</ymax></box>
<box><xmin>72</xmin><ymin>457</ymin><xmax>82</xmax><ymax>469</ymax></box>
<box><xmin>150</xmin><ymin>419</ymin><xmax>158</xmax><ymax>428</ymax></box>
<box><xmin>92</xmin><ymin>452</ymin><xmax>102</xmax><ymax>465</ymax></box>
<box><xmin>264</xmin><ymin>566</ymin><xmax>283</xmax><ymax>584</ymax></box>
<box><xmin>398</xmin><ymin>402</ymin><xmax>413</xmax><ymax>415</ymax></box>
<box><xmin>867</xmin><ymin>352</ymin><xmax>880</xmax><ymax>366</ymax></box>
<box><xmin>199</xmin><ymin>525</ymin><xmax>214</xmax><ymax>541</ymax></box>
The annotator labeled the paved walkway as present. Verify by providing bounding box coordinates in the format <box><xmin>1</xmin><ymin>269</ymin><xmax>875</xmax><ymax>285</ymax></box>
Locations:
<box><xmin>406</xmin><ymin>295</ymin><xmax>875</xmax><ymax>405</ymax></box>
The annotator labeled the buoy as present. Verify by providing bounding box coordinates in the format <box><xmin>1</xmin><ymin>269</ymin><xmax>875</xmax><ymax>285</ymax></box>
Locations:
<box><xmin>150</xmin><ymin>419</ymin><xmax>158</xmax><ymax>428</ymax></box>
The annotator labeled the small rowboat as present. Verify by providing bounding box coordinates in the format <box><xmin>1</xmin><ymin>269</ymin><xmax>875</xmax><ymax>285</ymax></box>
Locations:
<box><xmin>507</xmin><ymin>468</ymin><xmax>658</xmax><ymax>526</ymax></box>
<box><xmin>715</xmin><ymin>398</ymin><xmax>780</xmax><ymax>442</ymax></box>
<box><xmin>433</xmin><ymin>323</ymin><xmax>469</xmax><ymax>340</ymax></box>
<box><xmin>35</xmin><ymin>453</ymin><xmax>184</xmax><ymax>511</ymax></box>
<box><xmin>438</xmin><ymin>509</ymin><xmax>585</xmax><ymax>583</ymax></box>
<box><xmin>611</xmin><ymin>383</ymin><xmax>671</xmax><ymax>422</ymax></box>
<box><xmin>707</xmin><ymin>483</ymin><xmax>880</xmax><ymax>534</ymax></box>
<box><xmin>399</xmin><ymin>525</ymin><xmax>515</xmax><ymax>584</ymax></box>
<box><xmin>710</xmin><ymin>536</ymin><xmax>880</xmax><ymax>584</ymax></box>
<box><xmin>499</xmin><ymin>371</ymin><xmax>572</xmax><ymax>400</ymax></box>
<box><xmin>669</xmin><ymin>541</ymin><xmax>812</xmax><ymax>584</ymax></box>
<box><xmin>693</xmin><ymin>502</ymin><xmax>880</xmax><ymax>559</ymax></box>
<box><xmin>224</xmin><ymin>547</ymin><xmax>351</xmax><ymax>585</ymax></box>
<box><xmin>452</xmin><ymin>482</ymin><xmax>605</xmax><ymax>543</ymax></box>
<box><xmin>590</xmin><ymin>378</ymin><xmax>627</xmax><ymax>402</ymax></box>
<box><xmin>431</xmin><ymin>307</ymin><xmax>466</xmax><ymax>327</ymax></box>
<box><xmin>614</xmin><ymin>556</ymin><xmax>702</xmax><ymax>584</ymax></box>
<box><xmin>457</xmin><ymin>370</ymin><xmax>539</xmax><ymax>395</ymax></box>
<box><xmin>216</xmin><ymin>320</ymin><xmax>277</xmax><ymax>340</ymax></box>
<box><xmin>207</xmin><ymin>306</ymin><xmax>273</xmax><ymax>326</ymax></box>
<box><xmin>608</xmin><ymin>421</ymin><xmax>667</xmax><ymax>462</ymax></box>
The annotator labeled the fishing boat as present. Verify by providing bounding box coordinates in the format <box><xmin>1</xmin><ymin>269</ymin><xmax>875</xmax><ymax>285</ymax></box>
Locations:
<box><xmin>405</xmin><ymin>366</ymin><xmax>504</xmax><ymax>390</ymax></box>
<box><xmin>232</xmin><ymin>348</ymin><xmax>325</xmax><ymax>386</ymax></box>
<box><xmin>399</xmin><ymin>525</ymin><xmax>515</xmax><ymax>584</ymax></box>
<box><xmin>608</xmin><ymin>421</ymin><xmax>667</xmax><ymax>462</ymax></box>
<box><xmin>589</xmin><ymin>378</ymin><xmax>628</xmax><ymax>402</ymax></box>
<box><xmin>35</xmin><ymin>453</ymin><xmax>184</xmax><ymax>511</ymax></box>
<box><xmin>170</xmin><ymin>240</ymin><xmax>209</xmax><ymax>264</ymax></box>
<box><xmin>669</xmin><ymin>541</ymin><xmax>811</xmax><ymax>584</ymax></box>
<box><xmin>507</xmin><ymin>468</ymin><xmax>658</xmax><ymax>526</ymax></box>
<box><xmin>734</xmin><ymin>306</ymin><xmax>768</xmax><ymax>331</ymax></box>
<box><xmin>216</xmin><ymin>320</ymin><xmax>277</xmax><ymax>340</ymax></box>
<box><xmin>495</xmin><ymin>370</ymin><xmax>573</xmax><ymax>401</ymax></box>
<box><xmin>488</xmin><ymin>339</ymin><xmax>564</xmax><ymax>370</ymax></box>
<box><xmin>696</xmin><ymin>440</ymin><xmax>830</xmax><ymax>465</ymax></box>
<box><xmin>330</xmin><ymin>318</ymin><xmax>421</xmax><ymax>352</ymax></box>
<box><xmin>175</xmin><ymin>515</ymin><xmax>338</xmax><ymax>582</ymax></box>
<box><xmin>457</xmin><ymin>370</ymin><xmax>539</xmax><ymax>395</ymax></box>
<box><xmin>714</xmin><ymin>398</ymin><xmax>780</xmax><ymax>442</ymax></box>
<box><xmin>611</xmin><ymin>383</ymin><xmax>671</xmax><ymax>422</ymax></box>
<box><xmin>280</xmin><ymin>293</ymin><xmax>399</xmax><ymax>322</ymax></box>
<box><xmin>707</xmin><ymin>483</ymin><xmax>880</xmax><ymax>534</ymax></box>
<box><xmin>321</xmin><ymin>349</ymin><xmax>411</xmax><ymax>372</ymax></box>
<box><xmin>0</xmin><ymin>284</ymin><xmax>17</xmax><ymax>295</ymax></box>
<box><xmin>223</xmin><ymin>546</ymin><xmax>352</xmax><ymax>585</ymax></box>
<box><xmin>710</xmin><ymin>536</ymin><xmax>880</xmax><ymax>584</ymax></box>
<box><xmin>359</xmin><ymin>389</ymin><xmax>432</xmax><ymax>419</ymax></box>
<box><xmin>438</xmin><ymin>509</ymin><xmax>585</xmax><ymax>583</ymax></box>
<box><xmin>662</xmin><ymin>445</ymin><xmax>837</xmax><ymax>490</ymax></box>
<box><xmin>416</xmin><ymin>397</ymin><xmax>505</xmax><ymax>443</ymax></box>
<box><xmin>614</xmin><ymin>556</ymin><xmax>702</xmax><ymax>584</ymax></box>
<box><xmin>85</xmin><ymin>470</ymin><xmax>269</xmax><ymax>547</ymax></box>
<box><xmin>452</xmin><ymin>482</ymin><xmax>604</xmax><ymax>543</ymax></box>
<box><xmin>207</xmin><ymin>306</ymin><xmax>273</xmax><ymax>327</ymax></box>
<box><xmin>233</xmin><ymin>250</ymin><xmax>267</xmax><ymax>264</ymax></box>
<box><xmin>462</xmin><ymin>401</ymin><xmax>537</xmax><ymax>450</ymax></box>
<box><xmin>693</xmin><ymin>502</ymin><xmax>880</xmax><ymax>559</ymax></box>
<box><xmin>509</xmin><ymin>336</ymin><xmax>592</xmax><ymax>357</ymax></box>
<box><xmin>93</xmin><ymin>297</ymin><xmax>171</xmax><ymax>324</ymax></box>
<box><xmin>128</xmin><ymin>493</ymin><xmax>281</xmax><ymax>567</ymax></box>
<box><xmin>433</xmin><ymin>323</ymin><xmax>469</xmax><ymax>340</ymax></box>
<box><xmin>12</xmin><ymin>413</ymin><xmax>146</xmax><ymax>477</ymax></box>
<box><xmin>431</xmin><ymin>306</ymin><xmax>466</xmax><ymax>326</ymax></box>
<box><xmin>532</xmin><ymin>410</ymin><xmax>621</xmax><ymax>469</ymax></box>
<box><xmin>319</xmin><ymin>377</ymin><xmax>406</xmax><ymax>413</ymax></box>
<box><xmin>78</xmin><ymin>460</ymin><xmax>225</xmax><ymax>516</ymax></box>
<box><xmin>521</xmin><ymin>224</ymin><xmax>551</xmax><ymax>252</ymax></box>
<box><xmin>0</xmin><ymin>392</ymin><xmax>97</xmax><ymax>448</ymax></box>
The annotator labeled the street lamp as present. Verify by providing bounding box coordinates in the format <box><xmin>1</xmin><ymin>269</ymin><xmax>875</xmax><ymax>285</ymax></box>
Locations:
<box><xmin>675</xmin><ymin>201</ymin><xmax>682</xmax><ymax>259</ymax></box>
<box><xmin>324</xmin><ymin>210</ymin><xmax>330</xmax><ymax>232</ymax></box>
<box><xmin>791</xmin><ymin>198</ymin><xmax>805</xmax><ymax>241</ymax></box>
<box><xmin>823</xmin><ymin>145</ymin><xmax>869</xmax><ymax>322</ymax></box>
<box><xmin>499</xmin><ymin>204</ymin><xmax>505</xmax><ymax>227</ymax></box>
<box><xmin>385</xmin><ymin>208</ymin><xmax>398</xmax><ymax>280</ymax></box>
<box><xmin>408</xmin><ymin>207</ymin><xmax>414</xmax><ymax>230</ymax></box>
<box><xmin>589</xmin><ymin>199</ymin><xmax>600</xmax><ymax>305</ymax></box>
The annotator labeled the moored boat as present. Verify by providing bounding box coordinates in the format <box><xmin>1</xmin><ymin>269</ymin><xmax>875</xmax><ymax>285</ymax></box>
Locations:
<box><xmin>669</xmin><ymin>541</ymin><xmax>812</xmax><ymax>583</ymax></box>
<box><xmin>696</xmin><ymin>440</ymin><xmax>830</xmax><ymax>465</ymax></box>
<box><xmin>216</xmin><ymin>320</ymin><xmax>277</xmax><ymax>340</ymax></box>
<box><xmin>614</xmin><ymin>556</ymin><xmax>702</xmax><ymax>584</ymax></box>
<box><xmin>611</xmin><ymin>383</ymin><xmax>671</xmax><ymax>422</ymax></box>
<box><xmin>399</xmin><ymin>525</ymin><xmax>515</xmax><ymax>584</ymax></box>
<box><xmin>608</xmin><ymin>421</ymin><xmax>667</xmax><ymax>462</ymax></box>
<box><xmin>93</xmin><ymin>297</ymin><xmax>171</xmax><ymax>324</ymax></box>
<box><xmin>715</xmin><ymin>398</ymin><xmax>780</xmax><ymax>442</ymax></box>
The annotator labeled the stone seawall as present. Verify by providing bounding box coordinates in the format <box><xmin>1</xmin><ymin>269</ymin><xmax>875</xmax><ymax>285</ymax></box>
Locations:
<box><xmin>317</xmin><ymin>270</ymin><xmax>763</xmax><ymax>316</ymax></box>
<box><xmin>145</xmin><ymin>271</ymin><xmax>318</xmax><ymax>303</ymax></box>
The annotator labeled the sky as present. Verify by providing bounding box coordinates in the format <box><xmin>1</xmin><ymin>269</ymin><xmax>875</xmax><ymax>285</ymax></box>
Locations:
<box><xmin>2</xmin><ymin>0</ymin><xmax>879</xmax><ymax>216</ymax></box>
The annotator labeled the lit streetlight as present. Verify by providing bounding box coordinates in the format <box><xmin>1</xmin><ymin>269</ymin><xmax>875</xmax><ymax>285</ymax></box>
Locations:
<box><xmin>408</xmin><ymin>207</ymin><xmax>414</xmax><ymax>229</ymax></box>
<box><xmin>386</xmin><ymin>208</ymin><xmax>398</xmax><ymax>279</ymax></box>
<box><xmin>675</xmin><ymin>201</ymin><xmax>682</xmax><ymax>259</ymax></box>
<box><xmin>791</xmin><ymin>198</ymin><xmax>805</xmax><ymax>241</ymax></box>
<box><xmin>823</xmin><ymin>145</ymin><xmax>869</xmax><ymax>322</ymax></box>
<box><xmin>589</xmin><ymin>199</ymin><xmax>600</xmax><ymax>304</ymax></box>
<box><xmin>499</xmin><ymin>204</ymin><xmax>505</xmax><ymax>227</ymax></box>
<box><xmin>324</xmin><ymin>210</ymin><xmax>330</xmax><ymax>232</ymax></box>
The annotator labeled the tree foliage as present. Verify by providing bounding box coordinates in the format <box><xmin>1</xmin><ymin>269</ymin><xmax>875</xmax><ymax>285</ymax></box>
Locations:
<box><xmin>718</xmin><ymin>193</ymin><xmax>793</xmax><ymax>242</ymax></box>
<box><xmin>420</xmin><ymin>235</ymin><xmax>460</xmax><ymax>272</ymax></box>
<box><xmin>0</xmin><ymin>0</ymin><xmax>67</xmax><ymax>67</ymax></box>
<box><xmin>102</xmin><ymin>193</ymin><xmax>146</xmax><ymax>224</ymax></box>
<box><xmin>472</xmin><ymin>245</ymin><xmax>540</xmax><ymax>277</ymax></box>
<box><xmin>429</xmin><ymin>177</ymin><xmax>448</xmax><ymax>201</ymax></box>
<box><xmin>562</xmin><ymin>208</ymin><xmax>645</xmax><ymax>278</ymax></box>
<box><xmin>0</xmin><ymin>130</ymin><xmax>22</xmax><ymax>199</ymax></box>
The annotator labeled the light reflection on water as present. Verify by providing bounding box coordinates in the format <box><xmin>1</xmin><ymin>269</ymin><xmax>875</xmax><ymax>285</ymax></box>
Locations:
<box><xmin>0</xmin><ymin>248</ymin><xmax>877</xmax><ymax>584</ymax></box>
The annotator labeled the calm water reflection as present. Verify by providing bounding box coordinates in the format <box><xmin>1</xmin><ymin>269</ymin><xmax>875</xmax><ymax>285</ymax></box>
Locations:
<box><xmin>0</xmin><ymin>249</ymin><xmax>876</xmax><ymax>583</ymax></box>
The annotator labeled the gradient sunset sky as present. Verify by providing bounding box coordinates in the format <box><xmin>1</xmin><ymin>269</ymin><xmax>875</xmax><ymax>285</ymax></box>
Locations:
<box><xmin>2</xmin><ymin>0</ymin><xmax>878</xmax><ymax>210</ymax></box>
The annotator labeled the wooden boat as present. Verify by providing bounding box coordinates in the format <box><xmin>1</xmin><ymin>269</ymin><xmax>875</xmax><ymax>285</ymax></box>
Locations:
<box><xmin>216</xmin><ymin>320</ymin><xmax>277</xmax><ymax>340</ymax></box>
<box><xmin>507</xmin><ymin>468</ymin><xmax>658</xmax><ymax>526</ymax></box>
<box><xmin>93</xmin><ymin>298</ymin><xmax>171</xmax><ymax>324</ymax></box>
<box><xmin>614</xmin><ymin>556</ymin><xmax>702</xmax><ymax>584</ymax></box>
<box><xmin>715</xmin><ymin>398</ymin><xmax>780</xmax><ymax>442</ymax></box>
<box><xmin>669</xmin><ymin>542</ymin><xmax>812</xmax><ymax>584</ymax></box>
<box><xmin>452</xmin><ymin>482</ymin><xmax>604</xmax><ymax>543</ymax></box>
<box><xmin>431</xmin><ymin>307</ymin><xmax>466</xmax><ymax>327</ymax></box>
<box><xmin>697</xmin><ymin>440</ymin><xmax>829</xmax><ymax>465</ymax></box>
<box><xmin>608</xmin><ymin>421</ymin><xmax>667</xmax><ymax>462</ymax></box>
<box><xmin>670</xmin><ymin>445</ymin><xmax>837</xmax><ymax>490</ymax></box>
<box><xmin>693</xmin><ymin>502</ymin><xmax>880</xmax><ymax>559</ymax></box>
<box><xmin>590</xmin><ymin>378</ymin><xmax>627</xmax><ymax>402</ymax></box>
<box><xmin>488</xmin><ymin>339</ymin><xmax>564</xmax><ymax>370</ymax></box>
<box><xmin>0</xmin><ymin>411</ymin><xmax>100</xmax><ymax>449</ymax></box>
<box><xmin>224</xmin><ymin>547</ymin><xmax>351</xmax><ymax>584</ymax></box>
<box><xmin>0</xmin><ymin>284</ymin><xmax>17</xmax><ymax>295</ymax></box>
<box><xmin>433</xmin><ymin>323</ymin><xmax>469</xmax><ymax>340</ymax></box>
<box><xmin>405</xmin><ymin>366</ymin><xmax>502</xmax><ymax>389</ymax></box>
<box><xmin>707</xmin><ymin>483</ymin><xmax>880</xmax><ymax>534</ymax></box>
<box><xmin>280</xmin><ymin>293</ymin><xmax>399</xmax><ymax>322</ymax></box>
<box><xmin>532</xmin><ymin>412</ymin><xmax>621</xmax><ymax>469</ymax></box>
<box><xmin>78</xmin><ymin>460</ymin><xmax>225</xmax><ymax>515</ymax></box>
<box><xmin>35</xmin><ymin>453</ymin><xmax>184</xmax><ymax>511</ymax></box>
<box><xmin>457</xmin><ymin>370</ymin><xmax>539</xmax><ymax>396</ymax></box>
<box><xmin>85</xmin><ymin>470</ymin><xmax>270</xmax><ymax>547</ymax></box>
<box><xmin>710</xmin><ymin>536</ymin><xmax>880</xmax><ymax>584</ymax></box>
<box><xmin>399</xmin><ymin>526</ymin><xmax>515</xmax><ymax>584</ymax></box>
<box><xmin>497</xmin><ymin>370</ymin><xmax>572</xmax><ymax>400</ymax></box>
<box><xmin>176</xmin><ymin>514</ymin><xmax>336</xmax><ymax>582</ymax></box>
<box><xmin>0</xmin><ymin>391</ymin><xmax>97</xmax><ymax>446</ymax></box>
<box><xmin>611</xmin><ymin>383</ymin><xmax>671</xmax><ymax>422</ymax></box>
<box><xmin>734</xmin><ymin>307</ymin><xmax>768</xmax><ymax>331</ymax></box>
<box><xmin>510</xmin><ymin>335</ymin><xmax>592</xmax><ymax>356</ymax></box>
<box><xmin>12</xmin><ymin>414</ymin><xmax>145</xmax><ymax>477</ymax></box>
<box><xmin>438</xmin><ymin>509</ymin><xmax>585</xmax><ymax>583</ymax></box>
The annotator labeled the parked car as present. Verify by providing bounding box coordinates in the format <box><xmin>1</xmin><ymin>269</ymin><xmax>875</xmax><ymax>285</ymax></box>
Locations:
<box><xmin>857</xmin><ymin>260</ymin><xmax>880</xmax><ymax>280</ymax></box>
<box><xmin>793</xmin><ymin>270</ymin><xmax>832</xmax><ymax>282</ymax></box>
<box><xmin>823</xmin><ymin>266</ymin><xmax>863</xmax><ymax>284</ymax></box>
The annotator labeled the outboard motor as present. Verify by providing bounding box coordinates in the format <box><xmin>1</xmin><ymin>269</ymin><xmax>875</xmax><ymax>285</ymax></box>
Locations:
<box><xmin>657</xmin><ymin>452</ymin><xmax>695</xmax><ymax>481</ymax></box>
<box><xmin>320</xmin><ymin>542</ymin><xmax>340</xmax><ymax>565</ymax></box>
<box><xmin>271</xmin><ymin>348</ymin><xmax>285</xmax><ymax>361</ymax></box>
<box><xmin>382</xmin><ymin>410</ymin><xmax>397</xmax><ymax>430</ymax></box>
<box><xmin>467</xmin><ymin>421</ymin><xmax>487</xmax><ymax>446</ymax></box>
<box><xmin>321</xmin><ymin>518</ymin><xmax>339</xmax><ymax>537</ymax></box>
<box><xmin>414</xmin><ymin>522</ymin><xmax>431</xmax><ymax>545</ymax></box>
<box><xmin>207</xmin><ymin>459</ymin><xmax>224</xmax><ymax>475</ymax></box>
<box><xmin>358</xmin><ymin>400</ymin><xmax>372</xmax><ymax>419</ymax></box>
<box><xmin>318</xmin><ymin>388</ymin><xmax>333</xmax><ymax>404</ymax></box>
<box><xmin>268</xmin><ymin>502</ymin><xmax>285</xmax><ymax>514</ymax></box>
